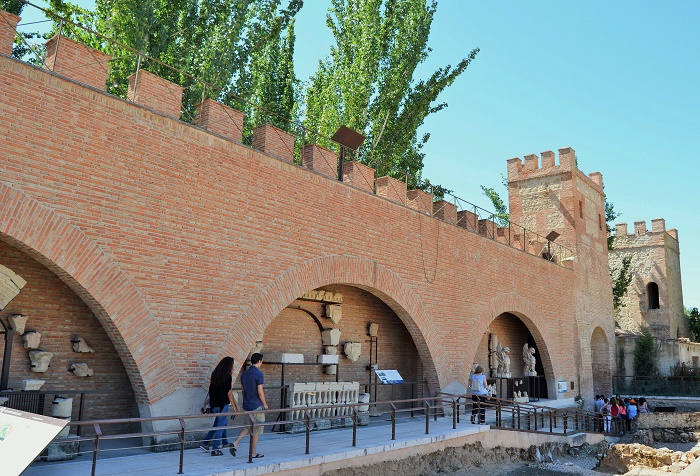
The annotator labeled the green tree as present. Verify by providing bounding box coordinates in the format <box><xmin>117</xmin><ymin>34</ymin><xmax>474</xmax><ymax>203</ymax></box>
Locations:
<box><xmin>480</xmin><ymin>185</ymin><xmax>509</xmax><ymax>226</ymax></box>
<box><xmin>0</xmin><ymin>0</ymin><xmax>24</xmax><ymax>15</ymax></box>
<box><xmin>45</xmin><ymin>0</ymin><xmax>302</xmax><ymax>126</ymax></box>
<box><xmin>633</xmin><ymin>327</ymin><xmax>658</xmax><ymax>376</ymax></box>
<box><xmin>611</xmin><ymin>255</ymin><xmax>633</xmax><ymax>312</ymax></box>
<box><xmin>605</xmin><ymin>198</ymin><xmax>620</xmax><ymax>250</ymax></box>
<box><xmin>303</xmin><ymin>0</ymin><xmax>479</xmax><ymax>186</ymax></box>
<box><xmin>685</xmin><ymin>307</ymin><xmax>700</xmax><ymax>341</ymax></box>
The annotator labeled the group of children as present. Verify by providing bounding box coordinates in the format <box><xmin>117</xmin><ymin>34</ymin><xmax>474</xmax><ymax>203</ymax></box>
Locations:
<box><xmin>594</xmin><ymin>395</ymin><xmax>650</xmax><ymax>434</ymax></box>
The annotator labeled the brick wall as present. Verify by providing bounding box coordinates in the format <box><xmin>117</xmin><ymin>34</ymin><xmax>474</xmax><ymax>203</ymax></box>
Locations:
<box><xmin>0</xmin><ymin>240</ymin><xmax>135</xmax><ymax>434</ymax></box>
<box><xmin>0</xmin><ymin>48</ymin><xmax>606</xmax><ymax>418</ymax></box>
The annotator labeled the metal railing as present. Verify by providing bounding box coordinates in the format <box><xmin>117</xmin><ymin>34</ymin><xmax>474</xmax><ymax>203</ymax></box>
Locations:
<box><xmin>613</xmin><ymin>375</ymin><xmax>700</xmax><ymax>397</ymax></box>
<box><xmin>0</xmin><ymin>389</ymin><xmax>132</xmax><ymax>436</ymax></box>
<box><xmin>39</xmin><ymin>393</ymin><xmax>606</xmax><ymax>476</ymax></box>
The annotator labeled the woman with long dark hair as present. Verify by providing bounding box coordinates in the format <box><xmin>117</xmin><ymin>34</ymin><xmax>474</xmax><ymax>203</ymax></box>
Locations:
<box><xmin>202</xmin><ymin>356</ymin><xmax>240</xmax><ymax>456</ymax></box>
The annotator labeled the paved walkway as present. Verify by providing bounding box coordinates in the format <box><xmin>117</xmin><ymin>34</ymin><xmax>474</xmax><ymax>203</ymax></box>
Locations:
<box><xmin>23</xmin><ymin>399</ymin><xmax>581</xmax><ymax>476</ymax></box>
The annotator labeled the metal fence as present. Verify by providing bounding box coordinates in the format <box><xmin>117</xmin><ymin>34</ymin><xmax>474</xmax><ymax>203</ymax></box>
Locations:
<box><xmin>613</xmin><ymin>376</ymin><xmax>700</xmax><ymax>397</ymax></box>
<box><xmin>42</xmin><ymin>393</ymin><xmax>603</xmax><ymax>476</ymax></box>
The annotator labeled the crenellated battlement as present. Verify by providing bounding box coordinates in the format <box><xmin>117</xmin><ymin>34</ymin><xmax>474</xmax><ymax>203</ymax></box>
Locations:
<box><xmin>507</xmin><ymin>147</ymin><xmax>604</xmax><ymax>191</ymax></box>
<box><xmin>507</xmin><ymin>148</ymin><xmax>576</xmax><ymax>179</ymax></box>
<box><xmin>614</xmin><ymin>218</ymin><xmax>678</xmax><ymax>241</ymax></box>
<box><xmin>0</xmin><ymin>7</ymin><xmax>576</xmax><ymax>266</ymax></box>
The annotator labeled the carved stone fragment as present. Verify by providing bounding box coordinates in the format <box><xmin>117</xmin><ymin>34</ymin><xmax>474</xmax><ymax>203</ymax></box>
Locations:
<box><xmin>23</xmin><ymin>378</ymin><xmax>45</xmax><ymax>390</ymax></box>
<box><xmin>9</xmin><ymin>314</ymin><xmax>28</xmax><ymax>335</ymax></box>
<box><xmin>0</xmin><ymin>264</ymin><xmax>27</xmax><ymax>310</ymax></box>
<box><xmin>23</xmin><ymin>331</ymin><xmax>41</xmax><ymax>349</ymax></box>
<box><xmin>247</xmin><ymin>340</ymin><xmax>264</xmax><ymax>360</ymax></box>
<box><xmin>71</xmin><ymin>336</ymin><xmax>95</xmax><ymax>353</ymax></box>
<box><xmin>52</xmin><ymin>397</ymin><xmax>74</xmax><ymax>418</ymax></box>
<box><xmin>301</xmin><ymin>290</ymin><xmax>343</xmax><ymax>303</ymax></box>
<box><xmin>324</xmin><ymin>346</ymin><xmax>337</xmax><ymax>355</ymax></box>
<box><xmin>368</xmin><ymin>323</ymin><xmax>378</xmax><ymax>337</ymax></box>
<box><xmin>326</xmin><ymin>305</ymin><xmax>342</xmax><ymax>325</ymax></box>
<box><xmin>322</xmin><ymin>328</ymin><xmax>341</xmax><ymax>346</ymax></box>
<box><xmin>70</xmin><ymin>363</ymin><xmax>94</xmax><ymax>377</ymax></box>
<box><xmin>29</xmin><ymin>351</ymin><xmax>53</xmax><ymax>372</ymax></box>
<box><xmin>344</xmin><ymin>342</ymin><xmax>361</xmax><ymax>362</ymax></box>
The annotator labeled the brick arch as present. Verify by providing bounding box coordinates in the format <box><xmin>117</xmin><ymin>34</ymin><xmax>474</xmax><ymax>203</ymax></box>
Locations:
<box><xmin>0</xmin><ymin>182</ymin><xmax>177</xmax><ymax>405</ymax></box>
<box><xmin>466</xmin><ymin>292</ymin><xmax>560</xmax><ymax>389</ymax></box>
<box><xmin>221</xmin><ymin>254</ymin><xmax>442</xmax><ymax>386</ymax></box>
<box><xmin>591</xmin><ymin>326</ymin><xmax>612</xmax><ymax>396</ymax></box>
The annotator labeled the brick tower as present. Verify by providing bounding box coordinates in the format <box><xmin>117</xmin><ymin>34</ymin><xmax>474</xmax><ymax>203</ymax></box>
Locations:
<box><xmin>507</xmin><ymin>148</ymin><xmax>615</xmax><ymax>399</ymax></box>
<box><xmin>610</xmin><ymin>219</ymin><xmax>686</xmax><ymax>339</ymax></box>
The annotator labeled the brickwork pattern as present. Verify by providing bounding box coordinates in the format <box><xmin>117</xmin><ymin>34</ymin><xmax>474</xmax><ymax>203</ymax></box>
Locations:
<box><xmin>375</xmin><ymin>176</ymin><xmax>406</xmax><ymax>205</ymax></box>
<box><xmin>194</xmin><ymin>98</ymin><xmax>244</xmax><ymax>143</ymax></box>
<box><xmin>342</xmin><ymin>161</ymin><xmax>375</xmax><ymax>193</ymax></box>
<box><xmin>44</xmin><ymin>35</ymin><xmax>112</xmax><ymax>91</ymax></box>
<box><xmin>0</xmin><ymin>240</ymin><xmax>135</xmax><ymax>433</ymax></box>
<box><xmin>0</xmin><ymin>10</ymin><xmax>19</xmax><ymax>56</ymax></box>
<box><xmin>127</xmin><ymin>69</ymin><xmax>184</xmax><ymax>119</ymax></box>
<box><xmin>301</xmin><ymin>144</ymin><xmax>337</xmax><ymax>179</ymax></box>
<box><xmin>0</xmin><ymin>44</ymin><xmax>610</xmax><ymax>415</ymax></box>
<box><xmin>252</xmin><ymin>123</ymin><xmax>296</xmax><ymax>163</ymax></box>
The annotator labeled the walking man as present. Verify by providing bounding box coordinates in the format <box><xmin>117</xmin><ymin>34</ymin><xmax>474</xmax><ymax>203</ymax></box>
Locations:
<box><xmin>231</xmin><ymin>353</ymin><xmax>268</xmax><ymax>458</ymax></box>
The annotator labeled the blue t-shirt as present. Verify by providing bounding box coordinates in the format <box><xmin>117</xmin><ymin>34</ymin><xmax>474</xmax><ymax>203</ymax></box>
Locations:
<box><xmin>470</xmin><ymin>373</ymin><xmax>488</xmax><ymax>395</ymax></box>
<box><xmin>241</xmin><ymin>365</ymin><xmax>265</xmax><ymax>411</ymax></box>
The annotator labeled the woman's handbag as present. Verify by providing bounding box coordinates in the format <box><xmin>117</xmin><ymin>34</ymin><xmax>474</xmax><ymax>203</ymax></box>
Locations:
<box><xmin>201</xmin><ymin>393</ymin><xmax>211</xmax><ymax>414</ymax></box>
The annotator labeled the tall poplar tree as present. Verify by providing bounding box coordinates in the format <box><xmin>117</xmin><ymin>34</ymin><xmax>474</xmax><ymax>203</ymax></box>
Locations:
<box><xmin>47</xmin><ymin>0</ymin><xmax>301</xmax><ymax>126</ymax></box>
<box><xmin>303</xmin><ymin>0</ymin><xmax>479</xmax><ymax>184</ymax></box>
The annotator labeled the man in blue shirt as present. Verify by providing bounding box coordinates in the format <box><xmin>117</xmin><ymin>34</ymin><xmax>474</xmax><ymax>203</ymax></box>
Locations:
<box><xmin>231</xmin><ymin>353</ymin><xmax>268</xmax><ymax>458</ymax></box>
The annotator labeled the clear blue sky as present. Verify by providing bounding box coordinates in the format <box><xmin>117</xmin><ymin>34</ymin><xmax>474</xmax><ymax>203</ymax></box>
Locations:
<box><xmin>18</xmin><ymin>1</ymin><xmax>700</xmax><ymax>308</ymax></box>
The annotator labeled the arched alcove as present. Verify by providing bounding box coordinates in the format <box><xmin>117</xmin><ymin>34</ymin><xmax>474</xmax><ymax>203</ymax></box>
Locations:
<box><xmin>591</xmin><ymin>326</ymin><xmax>611</xmax><ymax>396</ymax></box>
<box><xmin>647</xmin><ymin>282</ymin><xmax>660</xmax><ymax>309</ymax></box>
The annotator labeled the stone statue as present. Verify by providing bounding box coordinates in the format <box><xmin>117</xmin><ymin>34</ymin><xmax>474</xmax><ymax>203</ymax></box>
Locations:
<box><xmin>496</xmin><ymin>344</ymin><xmax>511</xmax><ymax>377</ymax></box>
<box><xmin>523</xmin><ymin>344</ymin><xmax>537</xmax><ymax>376</ymax></box>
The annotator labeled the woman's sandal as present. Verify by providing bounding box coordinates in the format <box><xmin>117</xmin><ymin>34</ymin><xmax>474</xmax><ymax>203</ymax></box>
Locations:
<box><xmin>229</xmin><ymin>446</ymin><xmax>237</xmax><ymax>457</ymax></box>
<box><xmin>253</xmin><ymin>453</ymin><xmax>264</xmax><ymax>458</ymax></box>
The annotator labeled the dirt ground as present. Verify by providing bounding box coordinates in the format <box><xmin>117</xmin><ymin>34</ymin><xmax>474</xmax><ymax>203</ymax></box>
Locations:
<box><xmin>326</xmin><ymin>438</ymin><xmax>700</xmax><ymax>476</ymax></box>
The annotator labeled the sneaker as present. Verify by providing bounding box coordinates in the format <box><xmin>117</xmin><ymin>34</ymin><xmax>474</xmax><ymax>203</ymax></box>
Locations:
<box><xmin>200</xmin><ymin>444</ymin><xmax>210</xmax><ymax>452</ymax></box>
<box><xmin>211</xmin><ymin>449</ymin><xmax>223</xmax><ymax>456</ymax></box>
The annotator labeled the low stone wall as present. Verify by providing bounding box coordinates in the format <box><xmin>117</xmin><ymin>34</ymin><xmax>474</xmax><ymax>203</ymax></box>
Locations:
<box><xmin>633</xmin><ymin>412</ymin><xmax>700</xmax><ymax>445</ymax></box>
<box><xmin>599</xmin><ymin>443</ymin><xmax>699</xmax><ymax>474</ymax></box>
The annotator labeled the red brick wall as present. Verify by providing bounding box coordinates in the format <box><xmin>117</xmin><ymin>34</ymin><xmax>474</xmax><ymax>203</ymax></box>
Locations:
<box><xmin>0</xmin><ymin>10</ymin><xmax>20</xmax><ymax>56</ymax></box>
<box><xmin>0</xmin><ymin>50</ymin><xmax>608</xmax><ymax>414</ymax></box>
<box><xmin>261</xmin><ymin>285</ymin><xmax>422</xmax><ymax>410</ymax></box>
<box><xmin>0</xmin><ymin>240</ymin><xmax>135</xmax><ymax>433</ymax></box>
<box><xmin>44</xmin><ymin>35</ymin><xmax>111</xmax><ymax>91</ymax></box>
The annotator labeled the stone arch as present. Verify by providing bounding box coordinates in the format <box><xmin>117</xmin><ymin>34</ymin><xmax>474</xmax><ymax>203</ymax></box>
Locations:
<box><xmin>0</xmin><ymin>182</ymin><xmax>178</xmax><ymax>405</ymax></box>
<box><xmin>591</xmin><ymin>326</ymin><xmax>612</xmax><ymax>396</ymax></box>
<box><xmin>467</xmin><ymin>292</ymin><xmax>561</xmax><ymax>396</ymax></box>
<box><xmin>220</xmin><ymin>254</ymin><xmax>442</xmax><ymax>389</ymax></box>
<box><xmin>647</xmin><ymin>282</ymin><xmax>660</xmax><ymax>309</ymax></box>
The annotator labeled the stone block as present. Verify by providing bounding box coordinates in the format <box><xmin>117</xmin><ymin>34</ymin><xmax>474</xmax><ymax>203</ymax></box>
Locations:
<box><xmin>44</xmin><ymin>436</ymin><xmax>80</xmax><ymax>461</ymax></box>
<box><xmin>322</xmin><ymin>329</ymin><xmax>341</xmax><ymax>346</ymax></box>
<box><xmin>29</xmin><ymin>351</ymin><xmax>53</xmax><ymax>373</ymax></box>
<box><xmin>280</xmin><ymin>353</ymin><xmax>304</xmax><ymax>363</ymax></box>
<box><xmin>23</xmin><ymin>379</ymin><xmax>45</xmax><ymax>390</ymax></box>
<box><xmin>344</xmin><ymin>342</ymin><xmax>361</xmax><ymax>362</ymax></box>
<box><xmin>368</xmin><ymin>323</ymin><xmax>378</xmax><ymax>337</ymax></box>
<box><xmin>71</xmin><ymin>336</ymin><xmax>95</xmax><ymax>353</ymax></box>
<box><xmin>52</xmin><ymin>397</ymin><xmax>73</xmax><ymax>418</ymax></box>
<box><xmin>286</xmin><ymin>421</ymin><xmax>307</xmax><ymax>434</ymax></box>
<box><xmin>8</xmin><ymin>314</ymin><xmax>27</xmax><ymax>334</ymax></box>
<box><xmin>325</xmin><ymin>304</ymin><xmax>342</xmax><ymax>324</ymax></box>
<box><xmin>317</xmin><ymin>354</ymin><xmax>339</xmax><ymax>364</ymax></box>
<box><xmin>357</xmin><ymin>414</ymin><xmax>370</xmax><ymax>426</ymax></box>
<box><xmin>23</xmin><ymin>331</ymin><xmax>41</xmax><ymax>349</ymax></box>
<box><xmin>70</xmin><ymin>362</ymin><xmax>94</xmax><ymax>377</ymax></box>
<box><xmin>313</xmin><ymin>419</ymin><xmax>331</xmax><ymax>431</ymax></box>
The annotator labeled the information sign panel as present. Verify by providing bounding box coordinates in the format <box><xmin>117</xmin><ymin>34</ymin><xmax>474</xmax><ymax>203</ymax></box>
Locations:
<box><xmin>374</xmin><ymin>369</ymin><xmax>404</xmax><ymax>384</ymax></box>
<box><xmin>0</xmin><ymin>406</ymin><xmax>68</xmax><ymax>476</ymax></box>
